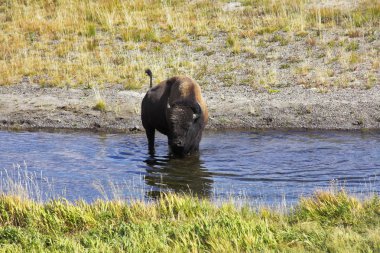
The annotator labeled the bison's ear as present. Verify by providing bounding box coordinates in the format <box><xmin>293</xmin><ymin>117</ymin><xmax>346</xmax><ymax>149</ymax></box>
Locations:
<box><xmin>192</xmin><ymin>103</ymin><xmax>202</xmax><ymax>120</ymax></box>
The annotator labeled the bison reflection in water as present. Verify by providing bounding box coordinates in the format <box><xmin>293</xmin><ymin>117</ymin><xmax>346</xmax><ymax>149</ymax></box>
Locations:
<box><xmin>144</xmin><ymin>154</ymin><xmax>213</xmax><ymax>199</ymax></box>
<box><xmin>141</xmin><ymin>69</ymin><xmax>208</xmax><ymax>157</ymax></box>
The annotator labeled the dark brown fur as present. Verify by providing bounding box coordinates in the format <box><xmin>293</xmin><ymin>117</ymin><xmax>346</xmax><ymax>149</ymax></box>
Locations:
<box><xmin>141</xmin><ymin>70</ymin><xmax>208</xmax><ymax>156</ymax></box>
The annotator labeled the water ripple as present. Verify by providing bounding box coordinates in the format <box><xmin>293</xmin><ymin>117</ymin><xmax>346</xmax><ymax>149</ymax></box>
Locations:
<box><xmin>0</xmin><ymin>129</ymin><xmax>379</xmax><ymax>204</ymax></box>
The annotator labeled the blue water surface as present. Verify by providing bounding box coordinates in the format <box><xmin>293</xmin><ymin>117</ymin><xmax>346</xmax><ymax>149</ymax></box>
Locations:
<box><xmin>0</xmin><ymin>129</ymin><xmax>379</xmax><ymax>205</ymax></box>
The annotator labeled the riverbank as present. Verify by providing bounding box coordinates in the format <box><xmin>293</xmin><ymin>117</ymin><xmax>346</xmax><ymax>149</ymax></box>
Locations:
<box><xmin>0</xmin><ymin>191</ymin><xmax>379</xmax><ymax>252</ymax></box>
<box><xmin>0</xmin><ymin>83</ymin><xmax>380</xmax><ymax>132</ymax></box>
<box><xmin>1</xmin><ymin>0</ymin><xmax>379</xmax><ymax>132</ymax></box>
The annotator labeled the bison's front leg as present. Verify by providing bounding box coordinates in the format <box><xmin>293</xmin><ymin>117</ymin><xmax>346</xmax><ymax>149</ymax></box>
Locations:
<box><xmin>146</xmin><ymin>127</ymin><xmax>155</xmax><ymax>155</ymax></box>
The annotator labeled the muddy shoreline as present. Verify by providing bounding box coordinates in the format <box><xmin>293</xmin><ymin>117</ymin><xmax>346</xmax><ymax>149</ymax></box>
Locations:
<box><xmin>1</xmin><ymin>83</ymin><xmax>379</xmax><ymax>133</ymax></box>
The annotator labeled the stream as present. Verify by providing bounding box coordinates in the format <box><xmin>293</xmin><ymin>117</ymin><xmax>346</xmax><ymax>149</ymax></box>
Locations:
<box><xmin>1</xmin><ymin>129</ymin><xmax>379</xmax><ymax>205</ymax></box>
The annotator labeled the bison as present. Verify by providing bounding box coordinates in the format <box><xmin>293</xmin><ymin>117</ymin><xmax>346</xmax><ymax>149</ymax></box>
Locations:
<box><xmin>141</xmin><ymin>69</ymin><xmax>208</xmax><ymax>156</ymax></box>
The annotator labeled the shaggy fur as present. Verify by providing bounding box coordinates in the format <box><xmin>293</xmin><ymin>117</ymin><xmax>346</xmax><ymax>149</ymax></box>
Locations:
<box><xmin>141</xmin><ymin>70</ymin><xmax>208</xmax><ymax>156</ymax></box>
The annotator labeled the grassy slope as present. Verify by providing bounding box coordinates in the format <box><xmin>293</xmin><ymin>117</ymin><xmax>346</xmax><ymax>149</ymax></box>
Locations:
<box><xmin>0</xmin><ymin>0</ymin><xmax>379</xmax><ymax>89</ymax></box>
<box><xmin>0</xmin><ymin>191</ymin><xmax>379</xmax><ymax>252</ymax></box>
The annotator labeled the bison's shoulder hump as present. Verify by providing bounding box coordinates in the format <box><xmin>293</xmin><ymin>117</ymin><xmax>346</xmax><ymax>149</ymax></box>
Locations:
<box><xmin>167</xmin><ymin>76</ymin><xmax>198</xmax><ymax>96</ymax></box>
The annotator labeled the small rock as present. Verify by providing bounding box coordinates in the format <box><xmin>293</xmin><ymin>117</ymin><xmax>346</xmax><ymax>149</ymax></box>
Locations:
<box><xmin>352</xmin><ymin>120</ymin><xmax>363</xmax><ymax>126</ymax></box>
<box><xmin>129</xmin><ymin>125</ymin><xmax>141</xmax><ymax>132</ymax></box>
<box><xmin>222</xmin><ymin>2</ymin><xmax>244</xmax><ymax>12</ymax></box>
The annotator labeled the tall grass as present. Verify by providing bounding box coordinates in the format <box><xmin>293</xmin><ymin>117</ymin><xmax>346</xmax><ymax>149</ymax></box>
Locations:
<box><xmin>0</xmin><ymin>190</ymin><xmax>379</xmax><ymax>252</ymax></box>
<box><xmin>0</xmin><ymin>163</ymin><xmax>379</xmax><ymax>251</ymax></box>
<box><xmin>0</xmin><ymin>163</ymin><xmax>57</xmax><ymax>202</ymax></box>
<box><xmin>0</xmin><ymin>0</ymin><xmax>378</xmax><ymax>87</ymax></box>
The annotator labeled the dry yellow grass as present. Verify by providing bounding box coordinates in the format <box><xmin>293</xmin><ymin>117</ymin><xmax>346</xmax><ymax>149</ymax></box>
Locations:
<box><xmin>0</xmin><ymin>0</ymin><xmax>379</xmax><ymax>88</ymax></box>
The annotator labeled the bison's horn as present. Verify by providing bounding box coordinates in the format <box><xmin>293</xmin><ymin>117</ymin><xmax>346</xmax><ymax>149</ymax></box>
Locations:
<box><xmin>192</xmin><ymin>103</ymin><xmax>201</xmax><ymax>120</ymax></box>
<box><xmin>167</xmin><ymin>102</ymin><xmax>171</xmax><ymax>109</ymax></box>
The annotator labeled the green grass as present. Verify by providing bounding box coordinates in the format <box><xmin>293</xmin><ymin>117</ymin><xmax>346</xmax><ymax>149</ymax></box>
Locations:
<box><xmin>93</xmin><ymin>100</ymin><xmax>106</xmax><ymax>112</ymax></box>
<box><xmin>346</xmin><ymin>41</ymin><xmax>360</xmax><ymax>51</ymax></box>
<box><xmin>92</xmin><ymin>87</ymin><xmax>106</xmax><ymax>111</ymax></box>
<box><xmin>226</xmin><ymin>34</ymin><xmax>241</xmax><ymax>53</ymax></box>
<box><xmin>0</xmin><ymin>190</ymin><xmax>379</xmax><ymax>252</ymax></box>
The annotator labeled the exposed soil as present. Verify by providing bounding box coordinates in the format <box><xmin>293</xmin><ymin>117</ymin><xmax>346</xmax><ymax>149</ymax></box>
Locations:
<box><xmin>1</xmin><ymin>81</ymin><xmax>379</xmax><ymax>133</ymax></box>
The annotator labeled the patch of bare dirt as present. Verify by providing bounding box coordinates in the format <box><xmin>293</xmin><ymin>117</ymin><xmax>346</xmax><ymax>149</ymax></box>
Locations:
<box><xmin>1</xmin><ymin>81</ymin><xmax>379</xmax><ymax>132</ymax></box>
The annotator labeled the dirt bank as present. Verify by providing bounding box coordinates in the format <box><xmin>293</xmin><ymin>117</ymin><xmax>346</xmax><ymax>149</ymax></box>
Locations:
<box><xmin>1</xmin><ymin>82</ymin><xmax>379</xmax><ymax>132</ymax></box>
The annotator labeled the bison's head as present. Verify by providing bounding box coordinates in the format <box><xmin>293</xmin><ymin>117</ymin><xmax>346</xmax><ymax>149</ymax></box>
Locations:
<box><xmin>166</xmin><ymin>101</ymin><xmax>203</xmax><ymax>156</ymax></box>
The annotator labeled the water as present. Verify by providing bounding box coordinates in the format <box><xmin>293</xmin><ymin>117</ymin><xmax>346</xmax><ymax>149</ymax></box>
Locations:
<box><xmin>0</xmin><ymin>129</ymin><xmax>379</xmax><ymax>205</ymax></box>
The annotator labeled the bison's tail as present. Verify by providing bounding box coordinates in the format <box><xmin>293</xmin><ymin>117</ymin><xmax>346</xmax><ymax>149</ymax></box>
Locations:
<box><xmin>145</xmin><ymin>69</ymin><xmax>153</xmax><ymax>88</ymax></box>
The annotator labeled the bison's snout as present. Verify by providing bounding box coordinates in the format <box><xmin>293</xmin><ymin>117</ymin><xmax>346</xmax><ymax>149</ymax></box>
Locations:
<box><xmin>171</xmin><ymin>145</ymin><xmax>185</xmax><ymax>156</ymax></box>
<box><xmin>173</xmin><ymin>139</ymin><xmax>184</xmax><ymax>147</ymax></box>
<box><xmin>170</xmin><ymin>139</ymin><xmax>186</xmax><ymax>155</ymax></box>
